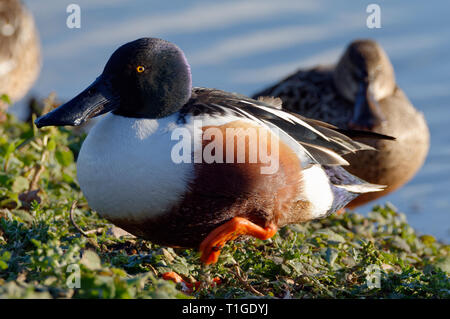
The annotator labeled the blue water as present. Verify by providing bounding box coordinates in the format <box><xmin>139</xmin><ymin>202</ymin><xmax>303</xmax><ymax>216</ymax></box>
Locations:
<box><xmin>16</xmin><ymin>0</ymin><xmax>450</xmax><ymax>242</ymax></box>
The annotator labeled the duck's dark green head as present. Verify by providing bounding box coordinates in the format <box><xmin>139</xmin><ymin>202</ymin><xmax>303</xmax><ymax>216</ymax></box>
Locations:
<box><xmin>35</xmin><ymin>38</ymin><xmax>192</xmax><ymax>128</ymax></box>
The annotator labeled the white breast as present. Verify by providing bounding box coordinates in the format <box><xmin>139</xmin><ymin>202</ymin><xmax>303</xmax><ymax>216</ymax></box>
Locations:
<box><xmin>76</xmin><ymin>113</ymin><xmax>196</xmax><ymax>221</ymax></box>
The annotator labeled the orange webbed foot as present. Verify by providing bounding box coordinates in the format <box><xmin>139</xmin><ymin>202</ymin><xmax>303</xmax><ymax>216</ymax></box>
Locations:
<box><xmin>162</xmin><ymin>271</ymin><xmax>196</xmax><ymax>292</ymax></box>
<box><xmin>162</xmin><ymin>271</ymin><xmax>221</xmax><ymax>293</ymax></box>
<box><xmin>199</xmin><ymin>217</ymin><xmax>277</xmax><ymax>265</ymax></box>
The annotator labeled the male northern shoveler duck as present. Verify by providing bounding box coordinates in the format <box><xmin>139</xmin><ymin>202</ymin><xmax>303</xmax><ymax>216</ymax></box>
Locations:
<box><xmin>253</xmin><ymin>39</ymin><xmax>429</xmax><ymax>208</ymax></box>
<box><xmin>35</xmin><ymin>38</ymin><xmax>390</xmax><ymax>265</ymax></box>
<box><xmin>0</xmin><ymin>0</ymin><xmax>41</xmax><ymax>114</ymax></box>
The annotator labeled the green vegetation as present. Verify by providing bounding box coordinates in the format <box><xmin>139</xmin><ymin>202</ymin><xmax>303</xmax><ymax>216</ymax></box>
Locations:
<box><xmin>0</xmin><ymin>105</ymin><xmax>449</xmax><ymax>299</ymax></box>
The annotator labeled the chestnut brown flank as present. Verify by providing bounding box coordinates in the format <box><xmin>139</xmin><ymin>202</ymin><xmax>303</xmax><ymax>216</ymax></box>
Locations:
<box><xmin>109</xmin><ymin>121</ymin><xmax>307</xmax><ymax>248</ymax></box>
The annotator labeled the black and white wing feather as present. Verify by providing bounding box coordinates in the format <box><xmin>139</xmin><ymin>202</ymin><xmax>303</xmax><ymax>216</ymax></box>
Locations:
<box><xmin>179</xmin><ymin>88</ymin><xmax>393</xmax><ymax>166</ymax></box>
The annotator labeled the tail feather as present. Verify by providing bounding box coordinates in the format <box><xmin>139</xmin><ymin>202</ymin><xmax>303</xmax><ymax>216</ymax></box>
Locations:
<box><xmin>312</xmin><ymin>125</ymin><xmax>377</xmax><ymax>153</ymax></box>
<box><xmin>323</xmin><ymin>165</ymin><xmax>386</xmax><ymax>214</ymax></box>
<box><xmin>335</xmin><ymin>128</ymin><xmax>396</xmax><ymax>141</ymax></box>
<box><xmin>323</xmin><ymin>165</ymin><xmax>385</xmax><ymax>192</ymax></box>
<box><xmin>333</xmin><ymin>183</ymin><xmax>385</xmax><ymax>194</ymax></box>
<box><xmin>290</xmin><ymin>113</ymin><xmax>394</xmax><ymax>157</ymax></box>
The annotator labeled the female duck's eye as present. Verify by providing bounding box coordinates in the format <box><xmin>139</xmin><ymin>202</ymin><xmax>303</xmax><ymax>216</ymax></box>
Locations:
<box><xmin>136</xmin><ymin>66</ymin><xmax>145</xmax><ymax>73</ymax></box>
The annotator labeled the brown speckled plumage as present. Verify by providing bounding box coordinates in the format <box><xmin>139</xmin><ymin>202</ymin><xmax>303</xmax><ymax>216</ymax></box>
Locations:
<box><xmin>0</xmin><ymin>0</ymin><xmax>41</xmax><ymax>110</ymax></box>
<box><xmin>253</xmin><ymin>39</ymin><xmax>429</xmax><ymax>207</ymax></box>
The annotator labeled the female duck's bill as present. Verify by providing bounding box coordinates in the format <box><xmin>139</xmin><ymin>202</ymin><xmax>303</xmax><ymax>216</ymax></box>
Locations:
<box><xmin>334</xmin><ymin>40</ymin><xmax>395</xmax><ymax>129</ymax></box>
<box><xmin>35</xmin><ymin>38</ymin><xmax>389</xmax><ymax>265</ymax></box>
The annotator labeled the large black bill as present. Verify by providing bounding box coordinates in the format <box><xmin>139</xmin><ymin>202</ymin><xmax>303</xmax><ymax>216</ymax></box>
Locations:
<box><xmin>349</xmin><ymin>82</ymin><xmax>386</xmax><ymax>129</ymax></box>
<box><xmin>35</xmin><ymin>76</ymin><xmax>118</xmax><ymax>128</ymax></box>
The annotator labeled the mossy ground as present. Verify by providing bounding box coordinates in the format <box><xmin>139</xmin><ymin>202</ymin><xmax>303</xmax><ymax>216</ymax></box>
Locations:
<box><xmin>0</xmin><ymin>105</ymin><xmax>449</xmax><ymax>299</ymax></box>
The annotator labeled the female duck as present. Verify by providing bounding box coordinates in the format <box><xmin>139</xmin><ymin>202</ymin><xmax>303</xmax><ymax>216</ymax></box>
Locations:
<box><xmin>36</xmin><ymin>38</ymin><xmax>388</xmax><ymax>264</ymax></box>
<box><xmin>253</xmin><ymin>39</ymin><xmax>429</xmax><ymax>208</ymax></box>
<box><xmin>0</xmin><ymin>0</ymin><xmax>41</xmax><ymax>113</ymax></box>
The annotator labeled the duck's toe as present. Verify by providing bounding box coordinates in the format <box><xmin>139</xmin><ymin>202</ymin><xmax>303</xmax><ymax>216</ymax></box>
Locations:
<box><xmin>199</xmin><ymin>217</ymin><xmax>277</xmax><ymax>265</ymax></box>
<box><xmin>162</xmin><ymin>271</ymin><xmax>221</xmax><ymax>293</ymax></box>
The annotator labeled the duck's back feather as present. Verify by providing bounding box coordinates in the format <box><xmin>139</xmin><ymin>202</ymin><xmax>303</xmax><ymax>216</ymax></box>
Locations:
<box><xmin>179</xmin><ymin>88</ymin><xmax>391</xmax><ymax>167</ymax></box>
<box><xmin>252</xmin><ymin>67</ymin><xmax>354</xmax><ymax>128</ymax></box>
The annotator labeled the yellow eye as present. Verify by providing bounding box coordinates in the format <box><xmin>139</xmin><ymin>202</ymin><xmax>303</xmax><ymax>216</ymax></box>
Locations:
<box><xmin>136</xmin><ymin>66</ymin><xmax>145</xmax><ymax>73</ymax></box>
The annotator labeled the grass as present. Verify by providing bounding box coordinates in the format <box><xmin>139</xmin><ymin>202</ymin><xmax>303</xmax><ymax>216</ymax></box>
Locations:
<box><xmin>0</xmin><ymin>103</ymin><xmax>449</xmax><ymax>299</ymax></box>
